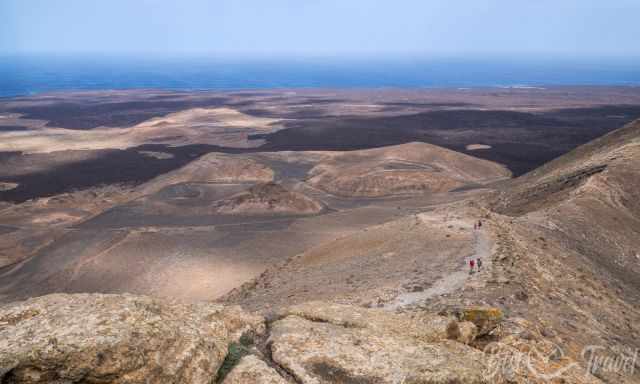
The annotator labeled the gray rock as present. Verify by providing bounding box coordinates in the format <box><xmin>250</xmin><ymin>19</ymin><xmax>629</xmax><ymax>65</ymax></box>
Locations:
<box><xmin>282</xmin><ymin>301</ymin><xmax>461</xmax><ymax>343</ymax></box>
<box><xmin>222</xmin><ymin>355</ymin><xmax>287</xmax><ymax>384</ymax></box>
<box><xmin>0</xmin><ymin>293</ymin><xmax>260</xmax><ymax>384</ymax></box>
<box><xmin>270</xmin><ymin>302</ymin><xmax>492</xmax><ymax>383</ymax></box>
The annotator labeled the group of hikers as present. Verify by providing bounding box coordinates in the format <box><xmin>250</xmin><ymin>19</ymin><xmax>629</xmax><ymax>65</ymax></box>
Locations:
<box><xmin>469</xmin><ymin>257</ymin><xmax>483</xmax><ymax>273</ymax></box>
<box><xmin>469</xmin><ymin>220</ymin><xmax>483</xmax><ymax>274</ymax></box>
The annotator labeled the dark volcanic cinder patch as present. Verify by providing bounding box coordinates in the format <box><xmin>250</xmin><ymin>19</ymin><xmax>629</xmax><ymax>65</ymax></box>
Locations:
<box><xmin>0</xmin><ymin>151</ymin><xmax>21</xmax><ymax>163</ymax></box>
<box><xmin>238</xmin><ymin>107</ymin><xmax>335</xmax><ymax>119</ymax></box>
<box><xmin>382</xmin><ymin>101</ymin><xmax>476</xmax><ymax>107</ymax></box>
<box><xmin>236</xmin><ymin>109</ymin><xmax>280</xmax><ymax>118</ymax></box>
<box><xmin>458</xmin><ymin>142</ymin><xmax>566</xmax><ymax>177</ymax></box>
<box><xmin>253</xmin><ymin>106</ymin><xmax>640</xmax><ymax>176</ymax></box>
<box><xmin>225</xmin><ymin>91</ymin><xmax>281</xmax><ymax>97</ymax></box>
<box><xmin>251</xmin><ymin>110</ymin><xmax>568</xmax><ymax>156</ymax></box>
<box><xmin>285</xmin><ymin>98</ymin><xmax>347</xmax><ymax>105</ymax></box>
<box><xmin>0</xmin><ymin>144</ymin><xmax>250</xmax><ymax>203</ymax></box>
<box><xmin>6</xmin><ymin>97</ymin><xmax>229</xmax><ymax>129</ymax></box>
<box><xmin>0</xmin><ymin>125</ymin><xmax>30</xmax><ymax>132</ymax></box>
<box><xmin>0</xmin><ymin>225</ymin><xmax>18</xmax><ymax>235</ymax></box>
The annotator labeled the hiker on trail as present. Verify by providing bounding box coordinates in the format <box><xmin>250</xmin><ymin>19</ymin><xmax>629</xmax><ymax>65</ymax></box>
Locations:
<box><xmin>477</xmin><ymin>257</ymin><xmax>483</xmax><ymax>270</ymax></box>
<box><xmin>478</xmin><ymin>220</ymin><xmax>482</xmax><ymax>228</ymax></box>
<box><xmin>469</xmin><ymin>259</ymin><xmax>475</xmax><ymax>274</ymax></box>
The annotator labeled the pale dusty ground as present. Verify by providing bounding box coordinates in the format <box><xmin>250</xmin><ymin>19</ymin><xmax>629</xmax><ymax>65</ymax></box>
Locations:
<box><xmin>0</xmin><ymin>183</ymin><xmax>18</xmax><ymax>192</ymax></box>
<box><xmin>0</xmin><ymin>107</ymin><xmax>283</xmax><ymax>153</ymax></box>
<box><xmin>385</xmin><ymin>227</ymin><xmax>492</xmax><ymax>310</ymax></box>
<box><xmin>465</xmin><ymin>144</ymin><xmax>492</xmax><ymax>150</ymax></box>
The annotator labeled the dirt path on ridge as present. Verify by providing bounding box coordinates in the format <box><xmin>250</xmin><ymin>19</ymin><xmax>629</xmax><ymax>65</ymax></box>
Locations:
<box><xmin>385</xmin><ymin>228</ymin><xmax>492</xmax><ymax>310</ymax></box>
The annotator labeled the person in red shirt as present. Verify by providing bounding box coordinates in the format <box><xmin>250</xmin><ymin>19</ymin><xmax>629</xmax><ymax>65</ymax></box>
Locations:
<box><xmin>469</xmin><ymin>259</ymin><xmax>475</xmax><ymax>274</ymax></box>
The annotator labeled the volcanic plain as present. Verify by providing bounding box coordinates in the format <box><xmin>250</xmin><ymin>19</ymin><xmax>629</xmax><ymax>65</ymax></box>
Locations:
<box><xmin>2</xmin><ymin>86</ymin><xmax>640</xmax><ymax>306</ymax></box>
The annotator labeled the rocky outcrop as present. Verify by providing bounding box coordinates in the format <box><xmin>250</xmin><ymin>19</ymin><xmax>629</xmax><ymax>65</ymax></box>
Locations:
<box><xmin>0</xmin><ymin>293</ymin><xmax>607</xmax><ymax>384</ymax></box>
<box><xmin>0</xmin><ymin>293</ymin><xmax>262</xmax><ymax>384</ymax></box>
<box><xmin>0</xmin><ymin>296</ymin><xmax>507</xmax><ymax>383</ymax></box>
<box><xmin>222</xmin><ymin>355</ymin><xmax>287</xmax><ymax>384</ymax></box>
<box><xmin>269</xmin><ymin>302</ymin><xmax>492</xmax><ymax>383</ymax></box>
<box><xmin>269</xmin><ymin>303</ymin><xmax>602</xmax><ymax>384</ymax></box>
<box><xmin>462</xmin><ymin>307</ymin><xmax>504</xmax><ymax>336</ymax></box>
<box><xmin>458</xmin><ymin>321</ymin><xmax>479</xmax><ymax>344</ymax></box>
<box><xmin>282</xmin><ymin>301</ymin><xmax>463</xmax><ymax>343</ymax></box>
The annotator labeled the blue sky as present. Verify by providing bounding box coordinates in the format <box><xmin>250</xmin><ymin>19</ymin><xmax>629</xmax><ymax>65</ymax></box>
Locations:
<box><xmin>2</xmin><ymin>0</ymin><xmax>640</xmax><ymax>58</ymax></box>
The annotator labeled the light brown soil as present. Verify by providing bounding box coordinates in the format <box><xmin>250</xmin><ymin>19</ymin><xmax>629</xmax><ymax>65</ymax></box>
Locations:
<box><xmin>466</xmin><ymin>144</ymin><xmax>492</xmax><ymax>150</ymax></box>
<box><xmin>0</xmin><ymin>183</ymin><xmax>18</xmax><ymax>192</ymax></box>
<box><xmin>306</xmin><ymin>142</ymin><xmax>510</xmax><ymax>197</ymax></box>
<box><xmin>215</xmin><ymin>182</ymin><xmax>324</xmax><ymax>215</ymax></box>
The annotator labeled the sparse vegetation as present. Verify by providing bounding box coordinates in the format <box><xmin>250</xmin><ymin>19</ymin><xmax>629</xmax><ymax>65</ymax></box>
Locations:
<box><xmin>215</xmin><ymin>333</ymin><xmax>255</xmax><ymax>383</ymax></box>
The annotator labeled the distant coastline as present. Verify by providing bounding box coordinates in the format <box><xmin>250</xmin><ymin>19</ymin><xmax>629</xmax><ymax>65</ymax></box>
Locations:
<box><xmin>2</xmin><ymin>55</ymin><xmax>640</xmax><ymax>98</ymax></box>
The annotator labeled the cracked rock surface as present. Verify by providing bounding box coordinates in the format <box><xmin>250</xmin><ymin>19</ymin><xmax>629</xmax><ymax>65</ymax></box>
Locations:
<box><xmin>0</xmin><ymin>293</ymin><xmax>260</xmax><ymax>384</ymax></box>
<box><xmin>222</xmin><ymin>355</ymin><xmax>288</xmax><ymax>384</ymax></box>
<box><xmin>269</xmin><ymin>302</ymin><xmax>491</xmax><ymax>384</ymax></box>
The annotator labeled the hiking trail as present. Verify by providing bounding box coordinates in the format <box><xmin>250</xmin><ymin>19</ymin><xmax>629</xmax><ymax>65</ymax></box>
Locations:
<box><xmin>385</xmin><ymin>228</ymin><xmax>492</xmax><ymax>310</ymax></box>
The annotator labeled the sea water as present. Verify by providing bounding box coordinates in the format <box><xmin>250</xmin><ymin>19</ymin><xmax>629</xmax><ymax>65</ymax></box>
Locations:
<box><xmin>1</xmin><ymin>54</ymin><xmax>640</xmax><ymax>98</ymax></box>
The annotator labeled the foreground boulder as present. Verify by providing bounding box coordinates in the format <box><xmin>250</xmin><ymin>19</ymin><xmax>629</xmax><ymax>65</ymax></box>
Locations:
<box><xmin>222</xmin><ymin>355</ymin><xmax>287</xmax><ymax>384</ymax></box>
<box><xmin>283</xmin><ymin>301</ymin><xmax>463</xmax><ymax>342</ymax></box>
<box><xmin>462</xmin><ymin>307</ymin><xmax>504</xmax><ymax>336</ymax></box>
<box><xmin>270</xmin><ymin>302</ymin><xmax>492</xmax><ymax>383</ymax></box>
<box><xmin>0</xmin><ymin>293</ymin><xmax>261</xmax><ymax>384</ymax></box>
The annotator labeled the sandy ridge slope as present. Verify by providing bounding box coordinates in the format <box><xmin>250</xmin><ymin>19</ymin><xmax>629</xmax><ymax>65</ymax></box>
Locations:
<box><xmin>478</xmin><ymin>119</ymin><xmax>640</xmax><ymax>383</ymax></box>
<box><xmin>306</xmin><ymin>141</ymin><xmax>511</xmax><ymax>197</ymax></box>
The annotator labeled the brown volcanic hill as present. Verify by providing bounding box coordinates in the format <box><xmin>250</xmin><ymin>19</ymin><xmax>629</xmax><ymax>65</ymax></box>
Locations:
<box><xmin>138</xmin><ymin>152</ymin><xmax>274</xmax><ymax>196</ymax></box>
<box><xmin>491</xmin><ymin>119</ymin><xmax>640</xmax><ymax>280</ymax></box>
<box><xmin>482</xmin><ymin>119</ymin><xmax>640</xmax><ymax>383</ymax></box>
<box><xmin>491</xmin><ymin>118</ymin><xmax>640</xmax><ymax>215</ymax></box>
<box><xmin>306</xmin><ymin>142</ymin><xmax>511</xmax><ymax>197</ymax></box>
<box><xmin>214</xmin><ymin>182</ymin><xmax>324</xmax><ymax>215</ymax></box>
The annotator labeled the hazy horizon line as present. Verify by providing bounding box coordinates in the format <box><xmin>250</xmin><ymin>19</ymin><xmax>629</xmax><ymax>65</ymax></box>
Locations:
<box><xmin>3</xmin><ymin>51</ymin><xmax>640</xmax><ymax>63</ymax></box>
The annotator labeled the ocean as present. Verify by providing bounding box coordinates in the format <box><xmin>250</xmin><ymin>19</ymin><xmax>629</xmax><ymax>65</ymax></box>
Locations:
<box><xmin>1</xmin><ymin>55</ymin><xmax>640</xmax><ymax>98</ymax></box>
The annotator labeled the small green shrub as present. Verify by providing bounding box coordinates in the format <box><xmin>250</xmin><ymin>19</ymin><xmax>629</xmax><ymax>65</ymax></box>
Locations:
<box><xmin>215</xmin><ymin>333</ymin><xmax>254</xmax><ymax>383</ymax></box>
<box><xmin>239</xmin><ymin>332</ymin><xmax>254</xmax><ymax>347</ymax></box>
